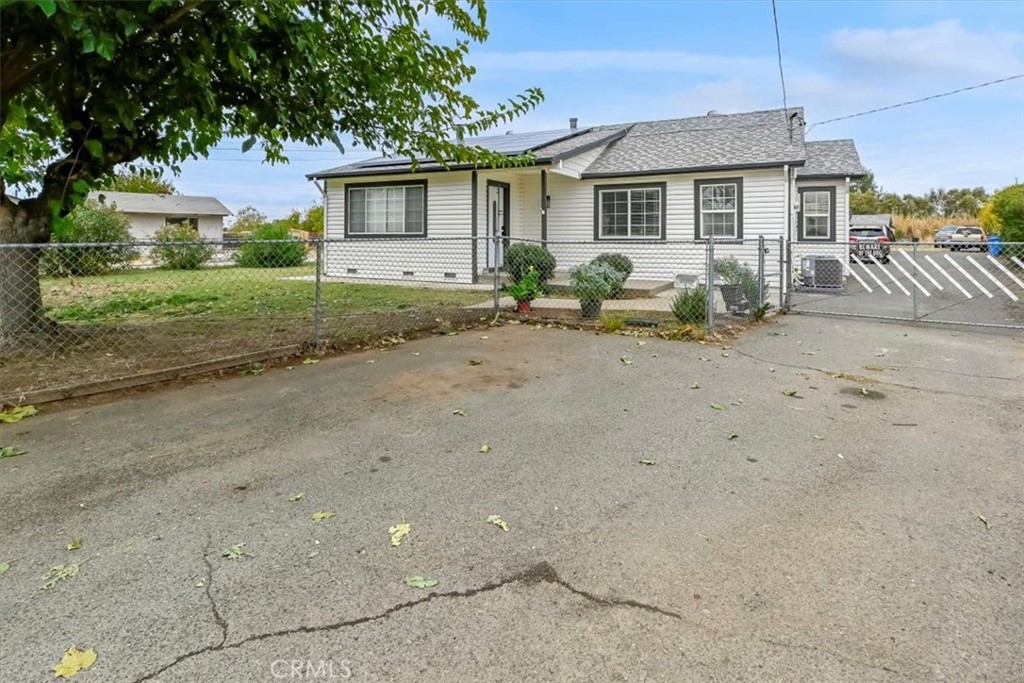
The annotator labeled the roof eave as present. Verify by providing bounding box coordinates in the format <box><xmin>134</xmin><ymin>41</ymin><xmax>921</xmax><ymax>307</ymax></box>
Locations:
<box><xmin>798</xmin><ymin>171</ymin><xmax>867</xmax><ymax>180</ymax></box>
<box><xmin>308</xmin><ymin>160</ymin><xmax>550</xmax><ymax>180</ymax></box>
<box><xmin>548</xmin><ymin>128</ymin><xmax>631</xmax><ymax>164</ymax></box>
<box><xmin>581</xmin><ymin>159</ymin><xmax>806</xmax><ymax>179</ymax></box>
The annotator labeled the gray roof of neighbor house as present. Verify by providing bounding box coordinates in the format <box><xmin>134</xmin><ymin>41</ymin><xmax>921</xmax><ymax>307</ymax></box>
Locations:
<box><xmin>850</xmin><ymin>214</ymin><xmax>894</xmax><ymax>227</ymax></box>
<box><xmin>89</xmin><ymin>191</ymin><xmax>231</xmax><ymax>216</ymax></box>
<box><xmin>801</xmin><ymin>140</ymin><xmax>866</xmax><ymax>179</ymax></box>
<box><xmin>308</xmin><ymin>108</ymin><xmax>865</xmax><ymax>180</ymax></box>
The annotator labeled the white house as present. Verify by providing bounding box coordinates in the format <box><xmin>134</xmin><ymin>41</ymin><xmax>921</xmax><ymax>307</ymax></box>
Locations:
<box><xmin>307</xmin><ymin>108</ymin><xmax>866</xmax><ymax>283</ymax></box>
<box><xmin>90</xmin><ymin>191</ymin><xmax>231</xmax><ymax>241</ymax></box>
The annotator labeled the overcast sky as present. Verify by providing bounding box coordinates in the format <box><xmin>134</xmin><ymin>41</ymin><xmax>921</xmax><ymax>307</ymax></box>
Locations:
<box><xmin>173</xmin><ymin>0</ymin><xmax>1024</xmax><ymax>220</ymax></box>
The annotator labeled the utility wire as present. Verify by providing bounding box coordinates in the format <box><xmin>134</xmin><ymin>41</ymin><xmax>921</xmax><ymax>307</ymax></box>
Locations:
<box><xmin>806</xmin><ymin>74</ymin><xmax>1024</xmax><ymax>131</ymax></box>
<box><xmin>770</xmin><ymin>0</ymin><xmax>791</xmax><ymax>140</ymax></box>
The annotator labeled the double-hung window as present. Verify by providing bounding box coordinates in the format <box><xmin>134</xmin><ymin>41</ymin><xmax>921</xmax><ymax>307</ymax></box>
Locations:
<box><xmin>798</xmin><ymin>187</ymin><xmax>835</xmax><ymax>241</ymax></box>
<box><xmin>695</xmin><ymin>178</ymin><xmax>743</xmax><ymax>239</ymax></box>
<box><xmin>595</xmin><ymin>184</ymin><xmax>665</xmax><ymax>239</ymax></box>
<box><xmin>346</xmin><ymin>181</ymin><xmax>426</xmax><ymax>236</ymax></box>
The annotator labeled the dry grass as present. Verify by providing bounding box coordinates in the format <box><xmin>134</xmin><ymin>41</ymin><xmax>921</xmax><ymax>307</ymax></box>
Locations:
<box><xmin>893</xmin><ymin>215</ymin><xmax>981</xmax><ymax>240</ymax></box>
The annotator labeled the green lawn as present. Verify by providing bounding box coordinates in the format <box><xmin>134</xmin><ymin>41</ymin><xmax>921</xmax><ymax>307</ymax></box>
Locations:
<box><xmin>42</xmin><ymin>265</ymin><xmax>490</xmax><ymax>323</ymax></box>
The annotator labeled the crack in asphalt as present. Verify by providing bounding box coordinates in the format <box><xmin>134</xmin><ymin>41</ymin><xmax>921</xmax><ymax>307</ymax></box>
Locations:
<box><xmin>129</xmin><ymin>561</ymin><xmax>680</xmax><ymax>683</ymax></box>
<box><xmin>201</xmin><ymin>539</ymin><xmax>229</xmax><ymax>648</ymax></box>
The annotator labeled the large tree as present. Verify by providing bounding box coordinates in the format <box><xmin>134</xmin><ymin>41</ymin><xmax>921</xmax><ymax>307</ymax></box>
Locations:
<box><xmin>0</xmin><ymin>0</ymin><xmax>542</xmax><ymax>344</ymax></box>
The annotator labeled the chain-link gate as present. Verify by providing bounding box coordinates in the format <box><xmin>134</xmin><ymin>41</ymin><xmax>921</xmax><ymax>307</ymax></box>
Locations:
<box><xmin>785</xmin><ymin>239</ymin><xmax>1024</xmax><ymax>329</ymax></box>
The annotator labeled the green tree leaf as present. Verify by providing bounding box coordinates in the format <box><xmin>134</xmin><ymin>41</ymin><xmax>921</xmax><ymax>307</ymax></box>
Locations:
<box><xmin>404</xmin><ymin>575</ymin><xmax>438</xmax><ymax>589</ymax></box>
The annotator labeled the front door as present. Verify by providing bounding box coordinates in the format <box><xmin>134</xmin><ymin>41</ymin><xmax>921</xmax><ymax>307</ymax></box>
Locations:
<box><xmin>487</xmin><ymin>182</ymin><xmax>508</xmax><ymax>269</ymax></box>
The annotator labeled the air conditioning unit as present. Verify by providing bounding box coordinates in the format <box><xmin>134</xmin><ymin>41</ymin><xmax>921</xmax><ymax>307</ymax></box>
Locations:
<box><xmin>800</xmin><ymin>256</ymin><xmax>844</xmax><ymax>291</ymax></box>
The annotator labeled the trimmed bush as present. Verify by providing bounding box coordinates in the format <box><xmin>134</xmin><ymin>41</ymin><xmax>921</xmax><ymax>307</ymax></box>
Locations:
<box><xmin>505</xmin><ymin>243</ymin><xmax>555</xmax><ymax>284</ymax></box>
<box><xmin>151</xmin><ymin>224</ymin><xmax>215</xmax><ymax>270</ymax></box>
<box><xmin>590</xmin><ymin>252</ymin><xmax>633</xmax><ymax>298</ymax></box>
<box><xmin>43</xmin><ymin>200</ymin><xmax>137</xmax><ymax>276</ymax></box>
<box><xmin>671</xmin><ymin>286</ymin><xmax>707</xmax><ymax>325</ymax></box>
<box><xmin>234</xmin><ymin>222</ymin><xmax>307</xmax><ymax>268</ymax></box>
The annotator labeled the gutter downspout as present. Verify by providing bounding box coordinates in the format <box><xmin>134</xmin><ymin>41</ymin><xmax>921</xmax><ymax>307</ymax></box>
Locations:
<box><xmin>540</xmin><ymin>170</ymin><xmax>548</xmax><ymax>244</ymax></box>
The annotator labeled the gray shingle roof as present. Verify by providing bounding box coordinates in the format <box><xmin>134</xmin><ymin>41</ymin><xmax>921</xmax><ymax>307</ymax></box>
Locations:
<box><xmin>308</xmin><ymin>108</ymin><xmax>865</xmax><ymax>180</ymax></box>
<box><xmin>850</xmin><ymin>214</ymin><xmax>893</xmax><ymax>227</ymax></box>
<box><xmin>90</xmin><ymin>191</ymin><xmax>231</xmax><ymax>216</ymax></box>
<box><xmin>582</xmin><ymin>108</ymin><xmax>806</xmax><ymax>177</ymax></box>
<box><xmin>801</xmin><ymin>140</ymin><xmax>866</xmax><ymax>178</ymax></box>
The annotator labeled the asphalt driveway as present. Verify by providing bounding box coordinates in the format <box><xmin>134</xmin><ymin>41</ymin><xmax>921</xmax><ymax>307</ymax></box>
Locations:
<box><xmin>1</xmin><ymin>315</ymin><xmax>1021</xmax><ymax>682</ymax></box>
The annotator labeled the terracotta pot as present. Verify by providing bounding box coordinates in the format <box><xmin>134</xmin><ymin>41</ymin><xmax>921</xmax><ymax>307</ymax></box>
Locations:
<box><xmin>516</xmin><ymin>300</ymin><xmax>532</xmax><ymax>313</ymax></box>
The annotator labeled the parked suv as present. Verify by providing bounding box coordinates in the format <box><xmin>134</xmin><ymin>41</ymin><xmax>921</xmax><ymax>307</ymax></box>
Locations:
<box><xmin>849</xmin><ymin>226</ymin><xmax>894</xmax><ymax>263</ymax></box>
<box><xmin>949</xmin><ymin>226</ymin><xmax>987</xmax><ymax>251</ymax></box>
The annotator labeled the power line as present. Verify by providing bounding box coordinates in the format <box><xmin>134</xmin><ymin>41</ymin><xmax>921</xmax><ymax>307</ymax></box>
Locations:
<box><xmin>806</xmin><ymin>74</ymin><xmax>1024</xmax><ymax>131</ymax></box>
<box><xmin>770</xmin><ymin>0</ymin><xmax>791</xmax><ymax>141</ymax></box>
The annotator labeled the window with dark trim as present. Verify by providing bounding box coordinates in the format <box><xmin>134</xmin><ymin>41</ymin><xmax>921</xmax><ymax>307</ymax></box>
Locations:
<box><xmin>593</xmin><ymin>183</ymin><xmax>666</xmax><ymax>240</ymax></box>
<box><xmin>797</xmin><ymin>186</ymin><xmax>836</xmax><ymax>241</ymax></box>
<box><xmin>346</xmin><ymin>180</ymin><xmax>427</xmax><ymax>236</ymax></box>
<box><xmin>165</xmin><ymin>216</ymin><xmax>199</xmax><ymax>231</ymax></box>
<box><xmin>694</xmin><ymin>178</ymin><xmax>743</xmax><ymax>239</ymax></box>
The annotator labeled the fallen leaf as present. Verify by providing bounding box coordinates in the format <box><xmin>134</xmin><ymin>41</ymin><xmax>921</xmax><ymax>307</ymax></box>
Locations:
<box><xmin>389</xmin><ymin>523</ymin><xmax>411</xmax><ymax>547</ymax></box>
<box><xmin>863</xmin><ymin>364</ymin><xmax>886</xmax><ymax>371</ymax></box>
<box><xmin>467</xmin><ymin>359</ymin><xmax>483</xmax><ymax>366</ymax></box>
<box><xmin>404</xmin><ymin>575</ymin><xmax>439</xmax><ymax>589</ymax></box>
<box><xmin>726</xmin><ymin>433</ymin><xmax>738</xmax><ymax>440</ymax></box>
<box><xmin>770</xmin><ymin>331</ymin><xmax>787</xmax><ymax>336</ymax></box>
<box><xmin>301</xmin><ymin>358</ymin><xmax>320</xmax><ymax>365</ymax></box>
<box><xmin>52</xmin><ymin>646</ymin><xmax>97</xmax><ymax>679</ymax></box>
<box><xmin>289</xmin><ymin>492</ymin><xmax>305</xmax><ymax>502</ymax></box>
<box><xmin>859</xmin><ymin>387</ymin><xmax>869</xmax><ymax>396</ymax></box>
<box><xmin>801</xmin><ymin>351</ymin><xmax>817</xmax><ymax>356</ymax></box>
<box><xmin>240</xmin><ymin>363</ymin><xmax>263</xmax><ymax>376</ymax></box>
<box><xmin>710</xmin><ymin>403</ymin><xmax>727</xmax><ymax>411</ymax></box>
<box><xmin>620</xmin><ymin>357</ymin><xmax>633</xmax><ymax>365</ymax></box>
<box><xmin>486</xmin><ymin>514</ymin><xmax>510</xmax><ymax>531</ymax></box>
<box><xmin>698</xmin><ymin>356</ymin><xmax>711</xmax><ymax>362</ymax></box>
<box><xmin>769</xmin><ymin>367</ymin><xmax>776</xmax><ymax>373</ymax></box>
<box><xmin>0</xmin><ymin>446</ymin><xmax>27</xmax><ymax>458</ymax></box>
<box><xmin>478</xmin><ymin>443</ymin><xmax>491</xmax><ymax>453</ymax></box>
<box><xmin>41</xmin><ymin>562</ymin><xmax>84</xmax><ymax>590</ymax></box>
<box><xmin>311</xmin><ymin>511</ymin><xmax>335</xmax><ymax>523</ymax></box>
<box><xmin>222</xmin><ymin>543</ymin><xmax>246</xmax><ymax>560</ymax></box>
<box><xmin>0</xmin><ymin>560</ymin><xmax>10</xmax><ymax>576</ymax></box>
<box><xmin>812</xmin><ymin>435</ymin><xmax>824</xmax><ymax>440</ymax></box>
<box><xmin>637</xmin><ymin>459</ymin><xmax>657</xmax><ymax>466</ymax></box>
<box><xmin>690</xmin><ymin>382</ymin><xmax>700</xmax><ymax>389</ymax></box>
<box><xmin>365</xmin><ymin>360</ymin><xmax>376</xmax><ymax>364</ymax></box>
<box><xmin>837</xmin><ymin>453</ymin><xmax>844</xmax><ymax>459</ymax></box>
<box><xmin>782</xmin><ymin>390</ymin><xmax>801</xmax><ymax>398</ymax></box>
<box><xmin>721</xmin><ymin>352</ymin><xmax>730</xmax><ymax>358</ymax></box>
<box><xmin>411</xmin><ymin>352</ymin><xmax>420</xmax><ymax>356</ymax></box>
<box><xmin>67</xmin><ymin>538</ymin><xmax>82</xmax><ymax>552</ymax></box>
<box><xmin>452</xmin><ymin>409</ymin><xmax>467</xmax><ymax>417</ymax></box>
<box><xmin>479</xmin><ymin>335</ymin><xmax>489</xmax><ymax>340</ymax></box>
<box><xmin>975</xmin><ymin>513</ymin><xmax>991</xmax><ymax>529</ymax></box>
<box><xmin>0</xmin><ymin>405</ymin><xmax>38</xmax><ymax>424</ymax></box>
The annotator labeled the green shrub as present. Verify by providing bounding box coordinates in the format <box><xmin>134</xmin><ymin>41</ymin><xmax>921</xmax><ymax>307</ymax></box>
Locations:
<box><xmin>505</xmin><ymin>267</ymin><xmax>542</xmax><ymax>302</ymax></box>
<box><xmin>671</xmin><ymin>286</ymin><xmax>707</xmax><ymax>325</ymax></box>
<box><xmin>713</xmin><ymin>258</ymin><xmax>760</xmax><ymax>308</ymax></box>
<box><xmin>569</xmin><ymin>262</ymin><xmax>625</xmax><ymax>304</ymax></box>
<box><xmin>590</xmin><ymin>253</ymin><xmax>633</xmax><ymax>298</ymax></box>
<box><xmin>505</xmin><ymin>243</ymin><xmax>556</xmax><ymax>284</ymax></box>
<box><xmin>151</xmin><ymin>224</ymin><xmax>215</xmax><ymax>270</ymax></box>
<box><xmin>43</xmin><ymin>200</ymin><xmax>137</xmax><ymax>276</ymax></box>
<box><xmin>990</xmin><ymin>184</ymin><xmax>1024</xmax><ymax>243</ymax></box>
<box><xmin>234</xmin><ymin>222</ymin><xmax>307</xmax><ymax>268</ymax></box>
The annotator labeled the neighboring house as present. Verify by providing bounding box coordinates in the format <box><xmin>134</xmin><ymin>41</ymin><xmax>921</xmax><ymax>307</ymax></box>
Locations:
<box><xmin>307</xmin><ymin>107</ymin><xmax>866</xmax><ymax>283</ymax></box>
<box><xmin>90</xmin><ymin>191</ymin><xmax>231</xmax><ymax>241</ymax></box>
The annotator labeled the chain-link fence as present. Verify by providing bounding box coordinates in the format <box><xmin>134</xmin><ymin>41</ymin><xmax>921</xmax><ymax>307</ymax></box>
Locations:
<box><xmin>786</xmin><ymin>239</ymin><xmax>1024</xmax><ymax>329</ymax></box>
<box><xmin>1</xmin><ymin>235</ymin><xmax>781</xmax><ymax>399</ymax></box>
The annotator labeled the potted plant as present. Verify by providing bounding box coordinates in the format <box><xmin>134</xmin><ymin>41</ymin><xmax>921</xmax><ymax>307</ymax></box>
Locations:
<box><xmin>505</xmin><ymin>267</ymin><xmax>542</xmax><ymax>313</ymax></box>
<box><xmin>569</xmin><ymin>262</ymin><xmax>626</xmax><ymax>319</ymax></box>
<box><xmin>713</xmin><ymin>258</ymin><xmax>758</xmax><ymax>315</ymax></box>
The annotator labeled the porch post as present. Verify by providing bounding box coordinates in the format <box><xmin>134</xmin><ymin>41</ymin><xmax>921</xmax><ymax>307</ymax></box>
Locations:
<box><xmin>540</xmin><ymin>170</ymin><xmax>548</xmax><ymax>244</ymax></box>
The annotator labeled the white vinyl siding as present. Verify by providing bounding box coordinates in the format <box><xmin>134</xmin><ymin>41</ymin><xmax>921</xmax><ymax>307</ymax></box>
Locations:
<box><xmin>801</xmin><ymin>191</ymin><xmax>831</xmax><ymax>239</ymax></box>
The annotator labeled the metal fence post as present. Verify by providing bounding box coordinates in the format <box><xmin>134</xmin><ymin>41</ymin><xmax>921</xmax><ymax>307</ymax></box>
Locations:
<box><xmin>757</xmin><ymin>235</ymin><xmax>766</xmax><ymax>307</ymax></box>
<box><xmin>492</xmin><ymin>233</ymin><xmax>501</xmax><ymax>311</ymax></box>
<box><xmin>706</xmin><ymin>235</ymin><xmax>715</xmax><ymax>331</ymax></box>
<box><xmin>777</xmin><ymin>237</ymin><xmax>785</xmax><ymax>311</ymax></box>
<box><xmin>783</xmin><ymin>238</ymin><xmax>792</xmax><ymax>311</ymax></box>
<box><xmin>911</xmin><ymin>240</ymin><xmax>919</xmax><ymax>321</ymax></box>
<box><xmin>314</xmin><ymin>239</ymin><xmax>324</xmax><ymax>350</ymax></box>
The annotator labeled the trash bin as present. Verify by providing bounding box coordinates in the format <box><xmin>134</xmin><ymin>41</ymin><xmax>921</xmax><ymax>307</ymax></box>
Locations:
<box><xmin>988</xmin><ymin>235</ymin><xmax>1003</xmax><ymax>257</ymax></box>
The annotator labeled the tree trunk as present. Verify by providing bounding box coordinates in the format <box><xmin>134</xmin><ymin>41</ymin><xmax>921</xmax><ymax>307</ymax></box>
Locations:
<box><xmin>0</xmin><ymin>197</ymin><xmax>58</xmax><ymax>347</ymax></box>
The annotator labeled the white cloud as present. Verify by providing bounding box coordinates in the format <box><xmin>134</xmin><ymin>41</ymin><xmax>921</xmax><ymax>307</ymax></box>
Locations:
<box><xmin>471</xmin><ymin>50</ymin><xmax>765</xmax><ymax>74</ymax></box>
<box><xmin>826</xmin><ymin>20</ymin><xmax>1024</xmax><ymax>80</ymax></box>
<box><xmin>666</xmin><ymin>79</ymin><xmax>771</xmax><ymax>117</ymax></box>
